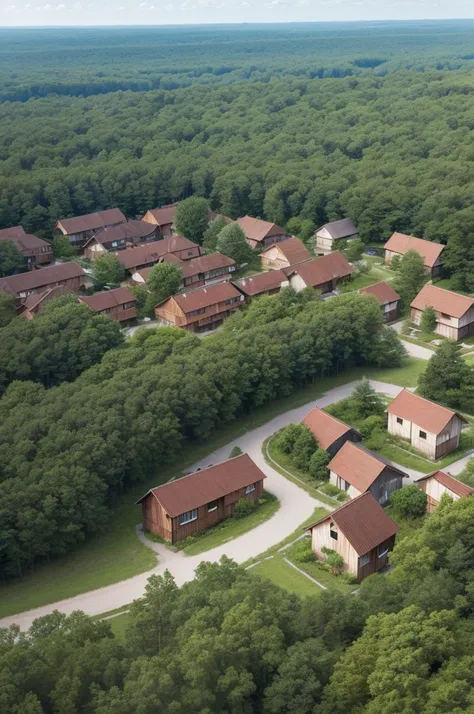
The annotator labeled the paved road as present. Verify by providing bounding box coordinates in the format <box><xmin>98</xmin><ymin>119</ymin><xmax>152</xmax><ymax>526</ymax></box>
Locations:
<box><xmin>391</xmin><ymin>321</ymin><xmax>436</xmax><ymax>361</ymax></box>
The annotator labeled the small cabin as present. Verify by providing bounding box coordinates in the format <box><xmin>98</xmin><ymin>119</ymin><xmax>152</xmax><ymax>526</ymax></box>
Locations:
<box><xmin>260</xmin><ymin>237</ymin><xmax>311</xmax><ymax>270</ymax></box>
<box><xmin>314</xmin><ymin>218</ymin><xmax>358</xmax><ymax>254</ymax></box>
<box><xmin>359</xmin><ymin>281</ymin><xmax>401</xmax><ymax>323</ymax></box>
<box><xmin>302</xmin><ymin>407</ymin><xmax>362</xmax><ymax>457</ymax></box>
<box><xmin>410</xmin><ymin>283</ymin><xmax>474</xmax><ymax>342</ymax></box>
<box><xmin>383</xmin><ymin>232</ymin><xmax>444</xmax><ymax>277</ymax></box>
<box><xmin>284</xmin><ymin>252</ymin><xmax>353</xmax><ymax>294</ymax></box>
<box><xmin>416</xmin><ymin>470</ymin><xmax>474</xmax><ymax>512</ymax></box>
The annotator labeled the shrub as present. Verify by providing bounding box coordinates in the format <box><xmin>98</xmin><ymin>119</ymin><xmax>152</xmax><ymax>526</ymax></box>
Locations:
<box><xmin>272</xmin><ymin>424</ymin><xmax>304</xmax><ymax>454</ymax></box>
<box><xmin>233</xmin><ymin>498</ymin><xmax>257</xmax><ymax>519</ymax></box>
<box><xmin>390</xmin><ymin>485</ymin><xmax>427</xmax><ymax>519</ymax></box>
<box><xmin>364</xmin><ymin>428</ymin><xmax>388</xmax><ymax>451</ymax></box>
<box><xmin>421</xmin><ymin>306</ymin><xmax>437</xmax><ymax>334</ymax></box>
<box><xmin>230</xmin><ymin>446</ymin><xmax>243</xmax><ymax>458</ymax></box>
<box><xmin>308</xmin><ymin>449</ymin><xmax>330</xmax><ymax>481</ymax></box>
<box><xmin>321</xmin><ymin>547</ymin><xmax>345</xmax><ymax>575</ymax></box>
<box><xmin>292</xmin><ymin>427</ymin><xmax>319</xmax><ymax>469</ymax></box>
<box><xmin>359</xmin><ymin>415</ymin><xmax>386</xmax><ymax>438</ymax></box>
<box><xmin>290</xmin><ymin>538</ymin><xmax>314</xmax><ymax>564</ymax></box>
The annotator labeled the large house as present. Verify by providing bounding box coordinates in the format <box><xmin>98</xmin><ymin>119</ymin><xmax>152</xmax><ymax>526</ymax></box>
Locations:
<box><xmin>328</xmin><ymin>441</ymin><xmax>407</xmax><ymax>504</ymax></box>
<box><xmin>132</xmin><ymin>252</ymin><xmax>236</xmax><ymax>290</ymax></box>
<box><xmin>410</xmin><ymin>283</ymin><xmax>474</xmax><ymax>341</ymax></box>
<box><xmin>386</xmin><ymin>389</ymin><xmax>468</xmax><ymax>460</ymax></box>
<box><xmin>284</xmin><ymin>251</ymin><xmax>353</xmax><ymax>293</ymax></box>
<box><xmin>360</xmin><ymin>281</ymin><xmax>401</xmax><ymax>323</ymax></box>
<box><xmin>78</xmin><ymin>287</ymin><xmax>137</xmax><ymax>322</ymax></box>
<box><xmin>0</xmin><ymin>262</ymin><xmax>85</xmax><ymax>305</ymax></box>
<box><xmin>56</xmin><ymin>209</ymin><xmax>126</xmax><ymax>249</ymax></box>
<box><xmin>116</xmin><ymin>237</ymin><xmax>202</xmax><ymax>275</ymax></box>
<box><xmin>305</xmin><ymin>492</ymin><xmax>399</xmax><ymax>582</ymax></box>
<box><xmin>384</xmin><ymin>232</ymin><xmax>445</xmax><ymax>277</ymax></box>
<box><xmin>302</xmin><ymin>407</ymin><xmax>362</xmax><ymax>456</ymax></box>
<box><xmin>82</xmin><ymin>220</ymin><xmax>157</xmax><ymax>260</ymax></box>
<box><xmin>143</xmin><ymin>203</ymin><xmax>232</xmax><ymax>238</ymax></box>
<box><xmin>416</xmin><ymin>470</ymin><xmax>474</xmax><ymax>512</ymax></box>
<box><xmin>260</xmin><ymin>237</ymin><xmax>311</xmax><ymax>270</ymax></box>
<box><xmin>136</xmin><ymin>453</ymin><xmax>266</xmax><ymax>543</ymax></box>
<box><xmin>314</xmin><ymin>218</ymin><xmax>358</xmax><ymax>254</ymax></box>
<box><xmin>233</xmin><ymin>270</ymin><xmax>289</xmax><ymax>300</ymax></box>
<box><xmin>0</xmin><ymin>226</ymin><xmax>53</xmax><ymax>269</ymax></box>
<box><xmin>237</xmin><ymin>216</ymin><xmax>291</xmax><ymax>250</ymax></box>
<box><xmin>155</xmin><ymin>281</ymin><xmax>244</xmax><ymax>333</ymax></box>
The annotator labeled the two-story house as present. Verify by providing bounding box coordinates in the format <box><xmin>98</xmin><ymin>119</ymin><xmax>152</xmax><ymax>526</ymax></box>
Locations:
<box><xmin>0</xmin><ymin>262</ymin><xmax>85</xmax><ymax>307</ymax></box>
<box><xmin>410</xmin><ymin>283</ymin><xmax>474</xmax><ymax>341</ymax></box>
<box><xmin>0</xmin><ymin>226</ymin><xmax>53</xmax><ymax>269</ymax></box>
<box><xmin>259</xmin><ymin>237</ymin><xmax>311</xmax><ymax>270</ymax></box>
<box><xmin>233</xmin><ymin>270</ymin><xmax>289</xmax><ymax>300</ymax></box>
<box><xmin>384</xmin><ymin>232</ymin><xmax>445</xmax><ymax>277</ymax></box>
<box><xmin>78</xmin><ymin>286</ymin><xmax>137</xmax><ymax>322</ymax></box>
<box><xmin>82</xmin><ymin>220</ymin><xmax>157</xmax><ymax>260</ymax></box>
<box><xmin>155</xmin><ymin>281</ymin><xmax>245</xmax><ymax>333</ymax></box>
<box><xmin>237</xmin><ymin>216</ymin><xmax>291</xmax><ymax>250</ymax></box>
<box><xmin>116</xmin><ymin>237</ymin><xmax>202</xmax><ymax>276</ymax></box>
<box><xmin>284</xmin><ymin>251</ymin><xmax>353</xmax><ymax>294</ymax></box>
<box><xmin>314</xmin><ymin>218</ymin><xmax>358</xmax><ymax>254</ymax></box>
<box><xmin>360</xmin><ymin>281</ymin><xmax>401</xmax><ymax>323</ymax></box>
<box><xmin>56</xmin><ymin>209</ymin><xmax>127</xmax><ymax>249</ymax></box>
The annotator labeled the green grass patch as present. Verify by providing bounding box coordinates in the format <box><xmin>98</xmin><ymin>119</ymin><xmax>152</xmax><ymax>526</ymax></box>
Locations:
<box><xmin>399</xmin><ymin>334</ymin><xmax>436</xmax><ymax>351</ymax></box>
<box><xmin>284</xmin><ymin>541</ymin><xmax>357</xmax><ymax>595</ymax></box>
<box><xmin>251</xmin><ymin>555</ymin><xmax>322</xmax><ymax>597</ymax></box>
<box><xmin>181</xmin><ymin>492</ymin><xmax>280</xmax><ymax>556</ymax></box>
<box><xmin>374</xmin><ymin>429</ymin><xmax>474</xmax><ymax>474</ymax></box>
<box><xmin>107</xmin><ymin>612</ymin><xmax>131</xmax><ymax>639</ymax></box>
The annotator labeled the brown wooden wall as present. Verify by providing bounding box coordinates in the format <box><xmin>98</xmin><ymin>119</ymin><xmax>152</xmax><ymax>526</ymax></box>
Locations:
<box><xmin>357</xmin><ymin>535</ymin><xmax>396</xmax><ymax>582</ymax></box>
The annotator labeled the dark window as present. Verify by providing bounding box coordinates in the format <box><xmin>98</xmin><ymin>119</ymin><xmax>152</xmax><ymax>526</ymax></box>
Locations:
<box><xmin>208</xmin><ymin>500</ymin><xmax>219</xmax><ymax>513</ymax></box>
<box><xmin>330</xmin><ymin>524</ymin><xmax>338</xmax><ymax>540</ymax></box>
<box><xmin>360</xmin><ymin>553</ymin><xmax>370</xmax><ymax>566</ymax></box>
<box><xmin>419</xmin><ymin>430</ymin><xmax>427</xmax><ymax>440</ymax></box>
<box><xmin>397</xmin><ymin>417</ymin><xmax>403</xmax><ymax>425</ymax></box>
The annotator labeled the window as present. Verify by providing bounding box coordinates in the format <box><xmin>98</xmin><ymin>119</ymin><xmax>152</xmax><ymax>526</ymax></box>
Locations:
<box><xmin>396</xmin><ymin>417</ymin><xmax>403</xmax><ymax>425</ymax></box>
<box><xmin>378</xmin><ymin>547</ymin><xmax>389</xmax><ymax>559</ymax></box>
<box><xmin>207</xmin><ymin>500</ymin><xmax>218</xmax><ymax>513</ymax></box>
<box><xmin>188</xmin><ymin>250</ymin><xmax>194</xmax><ymax>256</ymax></box>
<box><xmin>360</xmin><ymin>554</ymin><xmax>370</xmax><ymax>566</ymax></box>
<box><xmin>245</xmin><ymin>483</ymin><xmax>256</xmax><ymax>495</ymax></box>
<box><xmin>189</xmin><ymin>307</ymin><xmax>206</xmax><ymax>317</ymax></box>
<box><xmin>419</xmin><ymin>430</ymin><xmax>427</xmax><ymax>440</ymax></box>
<box><xmin>122</xmin><ymin>301</ymin><xmax>135</xmax><ymax>310</ymax></box>
<box><xmin>330</xmin><ymin>524</ymin><xmax>338</xmax><ymax>541</ymax></box>
<box><xmin>179</xmin><ymin>509</ymin><xmax>197</xmax><ymax>525</ymax></box>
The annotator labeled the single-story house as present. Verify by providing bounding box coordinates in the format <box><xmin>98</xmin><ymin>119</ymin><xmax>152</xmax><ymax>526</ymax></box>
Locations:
<box><xmin>384</xmin><ymin>232</ymin><xmax>445</xmax><ymax>277</ymax></box>
<box><xmin>143</xmin><ymin>203</ymin><xmax>232</xmax><ymax>238</ymax></box>
<box><xmin>410</xmin><ymin>283</ymin><xmax>474</xmax><ymax>341</ymax></box>
<box><xmin>116</xmin><ymin>237</ymin><xmax>202</xmax><ymax>275</ymax></box>
<box><xmin>302</xmin><ymin>407</ymin><xmax>362</xmax><ymax>456</ymax></box>
<box><xmin>386</xmin><ymin>389</ymin><xmax>468</xmax><ymax>460</ymax></box>
<box><xmin>237</xmin><ymin>216</ymin><xmax>291</xmax><ymax>250</ymax></box>
<box><xmin>0</xmin><ymin>261</ymin><xmax>85</xmax><ymax>305</ymax></box>
<box><xmin>136</xmin><ymin>453</ymin><xmax>266</xmax><ymax>543</ymax></box>
<box><xmin>233</xmin><ymin>269</ymin><xmax>289</xmax><ymax>300</ymax></box>
<box><xmin>260</xmin><ymin>237</ymin><xmax>311</xmax><ymax>270</ymax></box>
<box><xmin>359</xmin><ymin>281</ymin><xmax>401</xmax><ymax>323</ymax></box>
<box><xmin>314</xmin><ymin>218</ymin><xmax>358</xmax><ymax>254</ymax></box>
<box><xmin>82</xmin><ymin>220</ymin><xmax>157</xmax><ymax>260</ymax></box>
<box><xmin>79</xmin><ymin>286</ymin><xmax>137</xmax><ymax>322</ymax></box>
<box><xmin>0</xmin><ymin>226</ymin><xmax>53</xmax><ymax>269</ymax></box>
<box><xmin>56</xmin><ymin>208</ymin><xmax>126</xmax><ymax>248</ymax></box>
<box><xmin>305</xmin><ymin>492</ymin><xmax>399</xmax><ymax>582</ymax></box>
<box><xmin>328</xmin><ymin>441</ymin><xmax>407</xmax><ymax>504</ymax></box>
<box><xmin>18</xmin><ymin>285</ymin><xmax>71</xmax><ymax>319</ymax></box>
<box><xmin>416</xmin><ymin>470</ymin><xmax>474</xmax><ymax>512</ymax></box>
<box><xmin>155</xmin><ymin>281</ymin><xmax>245</xmax><ymax>333</ymax></box>
<box><xmin>284</xmin><ymin>251</ymin><xmax>353</xmax><ymax>293</ymax></box>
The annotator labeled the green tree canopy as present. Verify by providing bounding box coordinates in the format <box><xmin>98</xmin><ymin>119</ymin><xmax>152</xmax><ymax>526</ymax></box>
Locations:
<box><xmin>203</xmin><ymin>216</ymin><xmax>229</xmax><ymax>252</ymax></box>
<box><xmin>420</xmin><ymin>305</ymin><xmax>437</xmax><ymax>334</ymax></box>
<box><xmin>392</xmin><ymin>249</ymin><xmax>426</xmax><ymax>308</ymax></box>
<box><xmin>418</xmin><ymin>340</ymin><xmax>474</xmax><ymax>411</ymax></box>
<box><xmin>174</xmin><ymin>196</ymin><xmax>210</xmax><ymax>244</ymax></box>
<box><xmin>92</xmin><ymin>253</ymin><xmax>125</xmax><ymax>287</ymax></box>
<box><xmin>0</xmin><ymin>290</ymin><xmax>16</xmax><ymax>328</ymax></box>
<box><xmin>0</xmin><ymin>239</ymin><xmax>25</xmax><ymax>276</ymax></box>
<box><xmin>52</xmin><ymin>234</ymin><xmax>74</xmax><ymax>259</ymax></box>
<box><xmin>216</xmin><ymin>222</ymin><xmax>254</xmax><ymax>265</ymax></box>
<box><xmin>390</xmin><ymin>484</ymin><xmax>427</xmax><ymax>519</ymax></box>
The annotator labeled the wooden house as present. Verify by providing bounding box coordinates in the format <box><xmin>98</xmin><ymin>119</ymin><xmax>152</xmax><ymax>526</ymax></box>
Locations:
<box><xmin>116</xmin><ymin>237</ymin><xmax>201</xmax><ymax>276</ymax></box>
<box><xmin>359</xmin><ymin>281</ymin><xmax>401</xmax><ymax>323</ymax></box>
<box><xmin>155</xmin><ymin>281</ymin><xmax>245</xmax><ymax>333</ymax></box>
<box><xmin>233</xmin><ymin>270</ymin><xmax>289</xmax><ymax>301</ymax></box>
<box><xmin>79</xmin><ymin>286</ymin><xmax>137</xmax><ymax>322</ymax></box>
<box><xmin>136</xmin><ymin>453</ymin><xmax>265</xmax><ymax>543</ymax></box>
<box><xmin>55</xmin><ymin>209</ymin><xmax>126</xmax><ymax>249</ymax></box>
<box><xmin>328</xmin><ymin>441</ymin><xmax>407</xmax><ymax>504</ymax></box>
<box><xmin>305</xmin><ymin>492</ymin><xmax>399</xmax><ymax>582</ymax></box>
<box><xmin>0</xmin><ymin>226</ymin><xmax>53</xmax><ymax>269</ymax></box>
<box><xmin>302</xmin><ymin>407</ymin><xmax>362</xmax><ymax>456</ymax></box>
<box><xmin>384</xmin><ymin>232</ymin><xmax>444</xmax><ymax>277</ymax></box>
<box><xmin>260</xmin><ymin>237</ymin><xmax>311</xmax><ymax>270</ymax></box>
<box><xmin>314</xmin><ymin>218</ymin><xmax>358</xmax><ymax>254</ymax></box>
<box><xmin>132</xmin><ymin>252</ymin><xmax>235</xmax><ymax>290</ymax></box>
<box><xmin>416</xmin><ymin>470</ymin><xmax>474</xmax><ymax>512</ymax></box>
<box><xmin>19</xmin><ymin>286</ymin><xmax>71</xmax><ymax>319</ymax></box>
<box><xmin>284</xmin><ymin>251</ymin><xmax>353</xmax><ymax>294</ymax></box>
<box><xmin>386</xmin><ymin>389</ymin><xmax>468</xmax><ymax>460</ymax></box>
<box><xmin>82</xmin><ymin>220</ymin><xmax>157</xmax><ymax>260</ymax></box>
<box><xmin>0</xmin><ymin>262</ymin><xmax>85</xmax><ymax>306</ymax></box>
<box><xmin>410</xmin><ymin>283</ymin><xmax>474</xmax><ymax>341</ymax></box>
<box><xmin>237</xmin><ymin>216</ymin><xmax>291</xmax><ymax>250</ymax></box>
<box><xmin>143</xmin><ymin>203</ymin><xmax>232</xmax><ymax>238</ymax></box>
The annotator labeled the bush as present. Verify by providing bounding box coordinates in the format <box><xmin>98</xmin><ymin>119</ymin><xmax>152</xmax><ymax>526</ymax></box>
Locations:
<box><xmin>272</xmin><ymin>423</ymin><xmax>318</xmax><ymax>470</ymax></box>
<box><xmin>290</xmin><ymin>538</ymin><xmax>314</xmax><ymax>564</ymax></box>
<box><xmin>230</xmin><ymin>446</ymin><xmax>243</xmax><ymax>458</ymax></box>
<box><xmin>421</xmin><ymin>305</ymin><xmax>437</xmax><ymax>334</ymax></box>
<box><xmin>390</xmin><ymin>485</ymin><xmax>427</xmax><ymax>519</ymax></box>
<box><xmin>308</xmin><ymin>449</ymin><xmax>330</xmax><ymax>481</ymax></box>
<box><xmin>321</xmin><ymin>547</ymin><xmax>345</xmax><ymax>575</ymax></box>
<box><xmin>233</xmin><ymin>497</ymin><xmax>257</xmax><ymax>519</ymax></box>
<box><xmin>359</xmin><ymin>415</ymin><xmax>386</xmax><ymax>438</ymax></box>
<box><xmin>364</xmin><ymin>428</ymin><xmax>388</xmax><ymax>451</ymax></box>
<box><xmin>320</xmin><ymin>483</ymin><xmax>348</xmax><ymax>501</ymax></box>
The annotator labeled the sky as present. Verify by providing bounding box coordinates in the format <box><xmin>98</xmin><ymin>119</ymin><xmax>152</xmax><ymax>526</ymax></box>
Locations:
<box><xmin>2</xmin><ymin>0</ymin><xmax>474</xmax><ymax>26</ymax></box>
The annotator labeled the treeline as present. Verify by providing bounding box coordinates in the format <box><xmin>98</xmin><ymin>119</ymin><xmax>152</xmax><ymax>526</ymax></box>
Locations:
<box><xmin>0</xmin><ymin>291</ymin><xmax>404</xmax><ymax>578</ymax></box>
<box><xmin>4</xmin><ymin>493</ymin><xmax>474</xmax><ymax>713</ymax></box>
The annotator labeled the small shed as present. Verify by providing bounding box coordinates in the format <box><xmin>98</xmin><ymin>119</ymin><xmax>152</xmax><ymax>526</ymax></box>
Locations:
<box><xmin>315</xmin><ymin>219</ymin><xmax>358</xmax><ymax>254</ymax></box>
<box><xmin>260</xmin><ymin>237</ymin><xmax>311</xmax><ymax>270</ymax></box>
<box><xmin>302</xmin><ymin>407</ymin><xmax>362</xmax><ymax>456</ymax></box>
<box><xmin>284</xmin><ymin>251</ymin><xmax>353</xmax><ymax>294</ymax></box>
<box><xmin>383</xmin><ymin>232</ymin><xmax>444</xmax><ymax>277</ymax></box>
<box><xmin>416</xmin><ymin>470</ymin><xmax>474</xmax><ymax>512</ymax></box>
<box><xmin>359</xmin><ymin>281</ymin><xmax>401</xmax><ymax>323</ymax></box>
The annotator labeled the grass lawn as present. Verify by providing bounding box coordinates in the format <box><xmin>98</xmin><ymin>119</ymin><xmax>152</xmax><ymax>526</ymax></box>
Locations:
<box><xmin>374</xmin><ymin>429</ymin><xmax>474</xmax><ymax>474</ymax></box>
<box><xmin>251</xmin><ymin>555</ymin><xmax>322</xmax><ymax>597</ymax></box>
<box><xmin>107</xmin><ymin>611</ymin><xmax>131</xmax><ymax>639</ymax></box>
<box><xmin>0</xmin><ymin>359</ymin><xmax>424</xmax><ymax>619</ymax></box>
<box><xmin>181</xmin><ymin>493</ymin><xmax>280</xmax><ymax>556</ymax></box>
<box><xmin>284</xmin><ymin>542</ymin><xmax>357</xmax><ymax>595</ymax></box>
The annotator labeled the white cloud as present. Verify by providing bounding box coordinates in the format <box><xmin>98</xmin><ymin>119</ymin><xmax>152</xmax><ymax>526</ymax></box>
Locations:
<box><xmin>73</xmin><ymin>1</ymin><xmax>82</xmax><ymax>7</ymax></box>
<box><xmin>56</xmin><ymin>3</ymin><xmax>65</xmax><ymax>8</ymax></box>
<box><xmin>24</xmin><ymin>2</ymin><xmax>31</xmax><ymax>7</ymax></box>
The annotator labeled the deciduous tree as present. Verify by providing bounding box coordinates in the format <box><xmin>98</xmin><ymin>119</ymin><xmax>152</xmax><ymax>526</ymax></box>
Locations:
<box><xmin>174</xmin><ymin>196</ymin><xmax>210</xmax><ymax>244</ymax></box>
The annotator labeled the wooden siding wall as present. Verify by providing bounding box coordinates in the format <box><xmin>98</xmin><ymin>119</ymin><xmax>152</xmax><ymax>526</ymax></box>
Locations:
<box><xmin>311</xmin><ymin>519</ymin><xmax>359</xmax><ymax>576</ymax></box>
<box><xmin>419</xmin><ymin>477</ymin><xmax>459</xmax><ymax>506</ymax></box>
<box><xmin>387</xmin><ymin>413</ymin><xmax>462</xmax><ymax>459</ymax></box>
<box><xmin>357</xmin><ymin>535</ymin><xmax>396</xmax><ymax>581</ymax></box>
<box><xmin>368</xmin><ymin>468</ymin><xmax>404</xmax><ymax>505</ymax></box>
<box><xmin>326</xmin><ymin>431</ymin><xmax>362</xmax><ymax>457</ymax></box>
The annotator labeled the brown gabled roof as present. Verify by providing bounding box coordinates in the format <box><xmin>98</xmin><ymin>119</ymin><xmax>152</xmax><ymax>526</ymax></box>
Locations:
<box><xmin>237</xmin><ymin>216</ymin><xmax>287</xmax><ymax>243</ymax></box>
<box><xmin>0</xmin><ymin>232</ymin><xmax>51</xmax><ymax>256</ymax></box>
<box><xmin>261</xmin><ymin>237</ymin><xmax>311</xmax><ymax>265</ymax></box>
<box><xmin>116</xmin><ymin>237</ymin><xmax>200</xmax><ymax>271</ymax></box>
<box><xmin>410</xmin><ymin>283</ymin><xmax>474</xmax><ymax>319</ymax></box>
<box><xmin>387</xmin><ymin>389</ymin><xmax>468</xmax><ymax>435</ymax></box>
<box><xmin>318</xmin><ymin>218</ymin><xmax>358</xmax><ymax>240</ymax></box>
<box><xmin>57</xmin><ymin>209</ymin><xmax>126</xmax><ymax>236</ymax></box>
<box><xmin>0</xmin><ymin>225</ymin><xmax>26</xmax><ymax>238</ymax></box>
<box><xmin>86</xmin><ymin>220</ymin><xmax>156</xmax><ymax>247</ymax></box>
<box><xmin>21</xmin><ymin>285</ymin><xmax>71</xmax><ymax>312</ymax></box>
<box><xmin>79</xmin><ymin>286</ymin><xmax>136</xmax><ymax>312</ymax></box>
<box><xmin>328</xmin><ymin>441</ymin><xmax>407</xmax><ymax>492</ymax></box>
<box><xmin>302</xmin><ymin>407</ymin><xmax>361</xmax><ymax>450</ymax></box>
<box><xmin>168</xmin><ymin>281</ymin><xmax>243</xmax><ymax>314</ymax></box>
<box><xmin>416</xmin><ymin>470</ymin><xmax>474</xmax><ymax>498</ymax></box>
<box><xmin>306</xmin><ymin>492</ymin><xmax>399</xmax><ymax>556</ymax></box>
<box><xmin>360</xmin><ymin>281</ymin><xmax>400</xmax><ymax>306</ymax></box>
<box><xmin>136</xmin><ymin>453</ymin><xmax>266</xmax><ymax>517</ymax></box>
<box><xmin>233</xmin><ymin>269</ymin><xmax>288</xmax><ymax>297</ymax></box>
<box><xmin>0</xmin><ymin>262</ymin><xmax>85</xmax><ymax>296</ymax></box>
<box><xmin>208</xmin><ymin>211</ymin><xmax>233</xmax><ymax>224</ymax></box>
<box><xmin>180</xmin><ymin>252</ymin><xmax>236</xmax><ymax>280</ymax></box>
<box><xmin>285</xmin><ymin>251</ymin><xmax>353</xmax><ymax>288</ymax></box>
<box><xmin>144</xmin><ymin>203</ymin><xmax>179</xmax><ymax>227</ymax></box>
<box><xmin>384</xmin><ymin>232</ymin><xmax>445</xmax><ymax>269</ymax></box>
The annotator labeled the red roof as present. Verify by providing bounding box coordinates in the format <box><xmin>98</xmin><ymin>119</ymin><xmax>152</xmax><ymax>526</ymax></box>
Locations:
<box><xmin>179</xmin><ymin>252</ymin><xmax>236</xmax><ymax>280</ymax></box>
<box><xmin>387</xmin><ymin>389</ymin><xmax>468</xmax><ymax>435</ymax></box>
<box><xmin>233</xmin><ymin>269</ymin><xmax>288</xmax><ymax>297</ymax></box>
<box><xmin>285</xmin><ymin>251</ymin><xmax>353</xmax><ymax>288</ymax></box>
<box><xmin>79</xmin><ymin>287</ymin><xmax>136</xmax><ymax>312</ymax></box>
<box><xmin>306</xmin><ymin>492</ymin><xmax>399</xmax><ymax>556</ymax></box>
<box><xmin>116</xmin><ymin>237</ymin><xmax>200</xmax><ymax>271</ymax></box>
<box><xmin>360</xmin><ymin>281</ymin><xmax>400</xmax><ymax>305</ymax></box>
<box><xmin>237</xmin><ymin>216</ymin><xmax>287</xmax><ymax>243</ymax></box>
<box><xmin>302</xmin><ymin>407</ymin><xmax>360</xmax><ymax>450</ymax></box>
<box><xmin>416</xmin><ymin>470</ymin><xmax>474</xmax><ymax>498</ymax></box>
<box><xmin>86</xmin><ymin>220</ymin><xmax>156</xmax><ymax>247</ymax></box>
<box><xmin>0</xmin><ymin>225</ymin><xmax>26</xmax><ymax>238</ymax></box>
<box><xmin>384</xmin><ymin>232</ymin><xmax>445</xmax><ymax>269</ymax></box>
<box><xmin>0</xmin><ymin>262</ymin><xmax>85</xmax><ymax>296</ymax></box>
<box><xmin>21</xmin><ymin>285</ymin><xmax>71</xmax><ymax>312</ymax></box>
<box><xmin>0</xmin><ymin>232</ymin><xmax>52</xmax><ymax>257</ymax></box>
<box><xmin>260</xmin><ymin>237</ymin><xmax>311</xmax><ymax>265</ymax></box>
<box><xmin>136</xmin><ymin>453</ymin><xmax>266</xmax><ymax>517</ymax></box>
<box><xmin>57</xmin><ymin>209</ymin><xmax>126</xmax><ymax>236</ymax></box>
<box><xmin>328</xmin><ymin>441</ymin><xmax>407</xmax><ymax>492</ymax></box>
<box><xmin>410</xmin><ymin>283</ymin><xmax>474</xmax><ymax>319</ymax></box>
<box><xmin>169</xmin><ymin>281</ymin><xmax>243</xmax><ymax>314</ymax></box>
<box><xmin>144</xmin><ymin>203</ymin><xmax>179</xmax><ymax>228</ymax></box>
